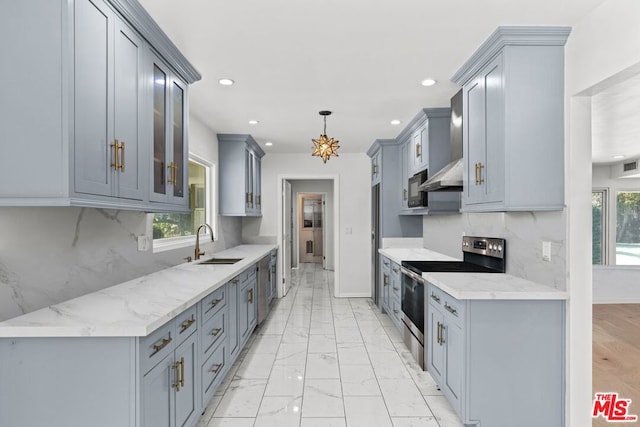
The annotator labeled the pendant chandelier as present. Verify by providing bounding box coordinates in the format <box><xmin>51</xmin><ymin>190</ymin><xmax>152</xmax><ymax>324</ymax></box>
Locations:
<box><xmin>312</xmin><ymin>110</ymin><xmax>340</xmax><ymax>163</ymax></box>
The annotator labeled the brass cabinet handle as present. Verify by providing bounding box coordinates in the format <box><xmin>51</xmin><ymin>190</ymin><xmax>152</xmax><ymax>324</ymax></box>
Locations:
<box><xmin>383</xmin><ymin>275</ymin><xmax>389</xmax><ymax>286</ymax></box>
<box><xmin>151</xmin><ymin>336</ymin><xmax>172</xmax><ymax>356</ymax></box>
<box><xmin>118</xmin><ymin>141</ymin><xmax>125</xmax><ymax>171</ymax></box>
<box><xmin>257</xmin><ymin>195</ymin><xmax>261</xmax><ymax>205</ymax></box>
<box><xmin>474</xmin><ymin>163</ymin><xmax>479</xmax><ymax>185</ymax></box>
<box><xmin>248</xmin><ymin>288</ymin><xmax>254</xmax><ymax>304</ymax></box>
<box><xmin>392</xmin><ymin>266</ymin><xmax>399</xmax><ymax>273</ymax></box>
<box><xmin>167</xmin><ymin>163</ymin><xmax>173</xmax><ymax>185</ymax></box>
<box><xmin>393</xmin><ymin>286</ymin><xmax>399</xmax><ymax>291</ymax></box>
<box><xmin>172</xmin><ymin>360</ymin><xmax>181</xmax><ymax>391</ymax></box>
<box><xmin>211</xmin><ymin>327</ymin><xmax>223</xmax><ymax>337</ymax></box>
<box><xmin>444</xmin><ymin>303</ymin><xmax>458</xmax><ymax>316</ymax></box>
<box><xmin>437</xmin><ymin>322</ymin><xmax>444</xmax><ymax>345</ymax></box>
<box><xmin>372</xmin><ymin>163</ymin><xmax>378</xmax><ymax>175</ymax></box>
<box><xmin>110</xmin><ymin>140</ymin><xmax>120</xmax><ymax>170</ymax></box>
<box><xmin>415</xmin><ymin>141</ymin><xmax>421</xmax><ymax>158</ymax></box>
<box><xmin>430</xmin><ymin>293</ymin><xmax>440</xmax><ymax>303</ymax></box>
<box><xmin>179</xmin><ymin>357</ymin><xmax>185</xmax><ymax>388</ymax></box>
<box><xmin>211</xmin><ymin>363</ymin><xmax>223</xmax><ymax>374</ymax></box>
<box><xmin>211</xmin><ymin>298</ymin><xmax>222</xmax><ymax>307</ymax></box>
<box><xmin>403</xmin><ymin>189</ymin><xmax>407</xmax><ymax>201</ymax></box>
<box><xmin>393</xmin><ymin>309</ymin><xmax>399</xmax><ymax>314</ymax></box>
<box><xmin>250</xmin><ymin>192</ymin><xmax>254</xmax><ymax>204</ymax></box>
<box><xmin>478</xmin><ymin>163</ymin><xmax>485</xmax><ymax>185</ymax></box>
<box><xmin>232</xmin><ymin>279</ymin><xmax>239</xmax><ymax>284</ymax></box>
<box><xmin>383</xmin><ymin>260</ymin><xmax>389</xmax><ymax>266</ymax></box>
<box><xmin>180</xmin><ymin>317</ymin><xmax>196</xmax><ymax>332</ymax></box>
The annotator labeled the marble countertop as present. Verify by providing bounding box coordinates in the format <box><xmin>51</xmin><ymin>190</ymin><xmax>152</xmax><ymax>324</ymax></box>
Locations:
<box><xmin>0</xmin><ymin>244</ymin><xmax>277</xmax><ymax>338</ymax></box>
<box><xmin>378</xmin><ymin>247</ymin><xmax>459</xmax><ymax>265</ymax></box>
<box><xmin>424</xmin><ymin>272</ymin><xmax>568</xmax><ymax>300</ymax></box>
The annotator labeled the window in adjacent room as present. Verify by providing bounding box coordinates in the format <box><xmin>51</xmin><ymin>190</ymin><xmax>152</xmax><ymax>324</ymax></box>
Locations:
<box><xmin>615</xmin><ymin>191</ymin><xmax>640</xmax><ymax>265</ymax></box>
<box><xmin>152</xmin><ymin>156</ymin><xmax>214</xmax><ymax>251</ymax></box>
<box><xmin>592</xmin><ymin>189</ymin><xmax>607</xmax><ymax>265</ymax></box>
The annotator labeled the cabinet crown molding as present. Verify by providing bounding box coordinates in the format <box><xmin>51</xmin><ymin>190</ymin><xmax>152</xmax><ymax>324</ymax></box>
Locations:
<box><xmin>217</xmin><ymin>134</ymin><xmax>265</xmax><ymax>157</ymax></box>
<box><xmin>108</xmin><ymin>0</ymin><xmax>201</xmax><ymax>83</ymax></box>
<box><xmin>451</xmin><ymin>26</ymin><xmax>571</xmax><ymax>86</ymax></box>
<box><xmin>394</xmin><ymin>107</ymin><xmax>451</xmax><ymax>144</ymax></box>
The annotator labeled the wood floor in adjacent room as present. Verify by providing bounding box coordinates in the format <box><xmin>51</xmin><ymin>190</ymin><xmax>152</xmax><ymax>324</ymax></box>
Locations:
<box><xmin>593</xmin><ymin>304</ymin><xmax>640</xmax><ymax>426</ymax></box>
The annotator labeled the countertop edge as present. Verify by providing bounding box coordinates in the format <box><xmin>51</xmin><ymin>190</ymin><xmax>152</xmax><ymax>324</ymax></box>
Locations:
<box><xmin>0</xmin><ymin>244</ymin><xmax>278</xmax><ymax>338</ymax></box>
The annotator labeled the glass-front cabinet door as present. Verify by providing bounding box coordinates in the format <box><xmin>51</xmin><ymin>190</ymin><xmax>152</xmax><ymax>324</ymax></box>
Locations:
<box><xmin>150</xmin><ymin>52</ymin><xmax>188</xmax><ymax>209</ymax></box>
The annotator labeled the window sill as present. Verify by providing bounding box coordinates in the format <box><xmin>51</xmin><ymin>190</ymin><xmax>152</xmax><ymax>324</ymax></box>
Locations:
<box><xmin>153</xmin><ymin>233</ymin><xmax>212</xmax><ymax>254</ymax></box>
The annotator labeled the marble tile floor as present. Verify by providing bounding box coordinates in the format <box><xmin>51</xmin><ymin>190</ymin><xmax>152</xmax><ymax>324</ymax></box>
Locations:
<box><xmin>197</xmin><ymin>263</ymin><xmax>463</xmax><ymax>427</ymax></box>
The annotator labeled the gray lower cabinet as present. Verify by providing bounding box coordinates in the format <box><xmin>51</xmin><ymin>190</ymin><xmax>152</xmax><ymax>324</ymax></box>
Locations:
<box><xmin>0</xmin><ymin>257</ymin><xmax>274</xmax><ymax>427</ymax></box>
<box><xmin>380</xmin><ymin>256</ymin><xmax>391</xmax><ymax>314</ymax></box>
<box><xmin>388</xmin><ymin>261</ymin><xmax>402</xmax><ymax>330</ymax></box>
<box><xmin>142</xmin><ymin>331</ymin><xmax>198</xmax><ymax>427</ymax></box>
<box><xmin>239</xmin><ymin>268</ymin><xmax>258</xmax><ymax>346</ymax></box>
<box><xmin>426</xmin><ymin>284</ymin><xmax>565</xmax><ymax>427</ymax></box>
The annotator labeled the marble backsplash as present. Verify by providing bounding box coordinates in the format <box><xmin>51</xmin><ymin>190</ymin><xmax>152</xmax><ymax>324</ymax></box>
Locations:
<box><xmin>423</xmin><ymin>211</ymin><xmax>566</xmax><ymax>290</ymax></box>
<box><xmin>0</xmin><ymin>207</ymin><xmax>242</xmax><ymax>322</ymax></box>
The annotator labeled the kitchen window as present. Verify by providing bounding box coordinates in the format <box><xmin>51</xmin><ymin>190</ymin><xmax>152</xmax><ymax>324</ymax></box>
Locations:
<box><xmin>152</xmin><ymin>155</ymin><xmax>215</xmax><ymax>252</ymax></box>
<box><xmin>616</xmin><ymin>191</ymin><xmax>640</xmax><ymax>265</ymax></box>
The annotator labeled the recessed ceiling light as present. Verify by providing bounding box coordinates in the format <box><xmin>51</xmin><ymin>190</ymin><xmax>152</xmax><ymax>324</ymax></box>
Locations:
<box><xmin>390</xmin><ymin>119</ymin><xmax>402</xmax><ymax>125</ymax></box>
<box><xmin>421</xmin><ymin>78</ymin><xmax>437</xmax><ymax>87</ymax></box>
<box><xmin>248</xmin><ymin>120</ymin><xmax>259</xmax><ymax>125</ymax></box>
<box><xmin>218</xmin><ymin>78</ymin><xmax>234</xmax><ymax>86</ymax></box>
<box><xmin>265</xmin><ymin>142</ymin><xmax>273</xmax><ymax>146</ymax></box>
<box><xmin>612</xmin><ymin>155</ymin><xmax>626</xmax><ymax>160</ymax></box>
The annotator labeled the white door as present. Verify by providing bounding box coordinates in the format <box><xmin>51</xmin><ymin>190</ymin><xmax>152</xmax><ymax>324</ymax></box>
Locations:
<box><xmin>282</xmin><ymin>180</ymin><xmax>292</xmax><ymax>296</ymax></box>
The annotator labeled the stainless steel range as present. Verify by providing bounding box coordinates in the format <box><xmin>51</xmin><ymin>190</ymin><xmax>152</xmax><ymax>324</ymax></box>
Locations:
<box><xmin>400</xmin><ymin>236</ymin><xmax>506</xmax><ymax>369</ymax></box>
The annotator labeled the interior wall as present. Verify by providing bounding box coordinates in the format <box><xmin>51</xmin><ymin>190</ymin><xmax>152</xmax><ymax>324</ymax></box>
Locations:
<box><xmin>253</xmin><ymin>153</ymin><xmax>371</xmax><ymax>297</ymax></box>
<box><xmin>291</xmin><ymin>180</ymin><xmax>335</xmax><ymax>270</ymax></box>
<box><xmin>0</xmin><ymin>114</ymin><xmax>241</xmax><ymax>322</ymax></box>
<box><xmin>565</xmin><ymin>0</ymin><xmax>640</xmax><ymax>425</ymax></box>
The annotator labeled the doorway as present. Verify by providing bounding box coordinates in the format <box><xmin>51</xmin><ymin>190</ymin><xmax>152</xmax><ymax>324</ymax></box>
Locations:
<box><xmin>278</xmin><ymin>176</ymin><xmax>338</xmax><ymax>297</ymax></box>
<box><xmin>298</xmin><ymin>194</ymin><xmax>325</xmax><ymax>265</ymax></box>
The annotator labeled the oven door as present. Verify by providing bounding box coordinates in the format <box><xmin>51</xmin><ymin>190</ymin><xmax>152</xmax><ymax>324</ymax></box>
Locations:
<box><xmin>400</xmin><ymin>267</ymin><xmax>424</xmax><ymax>341</ymax></box>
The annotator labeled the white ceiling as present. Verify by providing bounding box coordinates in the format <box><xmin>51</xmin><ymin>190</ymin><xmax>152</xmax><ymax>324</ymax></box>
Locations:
<box><xmin>139</xmin><ymin>0</ymin><xmax>607</xmax><ymax>155</ymax></box>
<box><xmin>592</xmin><ymin>72</ymin><xmax>640</xmax><ymax>165</ymax></box>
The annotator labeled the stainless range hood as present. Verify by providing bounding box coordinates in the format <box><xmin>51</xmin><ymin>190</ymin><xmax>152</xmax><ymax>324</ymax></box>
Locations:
<box><xmin>419</xmin><ymin>89</ymin><xmax>463</xmax><ymax>192</ymax></box>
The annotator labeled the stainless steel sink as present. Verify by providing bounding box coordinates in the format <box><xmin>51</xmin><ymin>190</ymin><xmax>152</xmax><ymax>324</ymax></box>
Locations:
<box><xmin>197</xmin><ymin>257</ymin><xmax>243</xmax><ymax>265</ymax></box>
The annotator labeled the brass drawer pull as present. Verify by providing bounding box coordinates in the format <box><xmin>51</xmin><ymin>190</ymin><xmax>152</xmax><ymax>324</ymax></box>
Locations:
<box><xmin>383</xmin><ymin>275</ymin><xmax>389</xmax><ymax>286</ymax></box>
<box><xmin>393</xmin><ymin>286</ymin><xmax>399</xmax><ymax>291</ymax></box>
<box><xmin>151</xmin><ymin>336</ymin><xmax>172</xmax><ymax>356</ymax></box>
<box><xmin>248</xmin><ymin>288</ymin><xmax>254</xmax><ymax>304</ymax></box>
<box><xmin>211</xmin><ymin>298</ymin><xmax>222</xmax><ymax>307</ymax></box>
<box><xmin>211</xmin><ymin>363</ymin><xmax>223</xmax><ymax>374</ymax></box>
<box><xmin>179</xmin><ymin>357</ymin><xmax>185</xmax><ymax>388</ymax></box>
<box><xmin>430</xmin><ymin>293</ymin><xmax>440</xmax><ymax>303</ymax></box>
<box><xmin>444</xmin><ymin>303</ymin><xmax>458</xmax><ymax>316</ymax></box>
<box><xmin>403</xmin><ymin>188</ymin><xmax>407</xmax><ymax>201</ymax></box>
<box><xmin>180</xmin><ymin>317</ymin><xmax>196</xmax><ymax>332</ymax></box>
<box><xmin>211</xmin><ymin>327</ymin><xmax>223</xmax><ymax>337</ymax></box>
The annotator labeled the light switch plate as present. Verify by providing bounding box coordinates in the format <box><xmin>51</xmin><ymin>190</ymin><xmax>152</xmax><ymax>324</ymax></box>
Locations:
<box><xmin>542</xmin><ymin>241</ymin><xmax>551</xmax><ymax>261</ymax></box>
<box><xmin>137</xmin><ymin>235</ymin><xmax>148</xmax><ymax>252</ymax></box>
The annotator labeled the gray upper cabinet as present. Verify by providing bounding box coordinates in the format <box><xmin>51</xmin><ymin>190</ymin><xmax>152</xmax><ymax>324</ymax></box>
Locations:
<box><xmin>410</xmin><ymin>123</ymin><xmax>429</xmax><ymax>174</ymax></box>
<box><xmin>370</xmin><ymin>149</ymin><xmax>382</xmax><ymax>186</ymax></box>
<box><xmin>452</xmin><ymin>26</ymin><xmax>571</xmax><ymax>212</ymax></box>
<box><xmin>74</xmin><ymin>0</ymin><xmax>144</xmax><ymax>201</ymax></box>
<box><xmin>149</xmin><ymin>54</ymin><xmax>189</xmax><ymax>209</ymax></box>
<box><xmin>218</xmin><ymin>134</ymin><xmax>265</xmax><ymax>216</ymax></box>
<box><xmin>396</xmin><ymin>109</ymin><xmax>461</xmax><ymax>214</ymax></box>
<box><xmin>0</xmin><ymin>0</ymin><xmax>200</xmax><ymax>212</ymax></box>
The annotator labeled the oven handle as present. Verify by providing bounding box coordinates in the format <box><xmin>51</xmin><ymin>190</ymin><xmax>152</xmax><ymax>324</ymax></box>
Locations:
<box><xmin>400</xmin><ymin>266</ymin><xmax>426</xmax><ymax>284</ymax></box>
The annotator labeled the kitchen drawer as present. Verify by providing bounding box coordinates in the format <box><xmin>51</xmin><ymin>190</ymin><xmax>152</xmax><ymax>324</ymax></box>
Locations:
<box><xmin>390</xmin><ymin>295</ymin><xmax>402</xmax><ymax>329</ymax></box>
<box><xmin>442</xmin><ymin>293</ymin><xmax>465</xmax><ymax>324</ymax></box>
<box><xmin>201</xmin><ymin>340</ymin><xmax>227</xmax><ymax>406</ymax></box>
<box><xmin>175</xmin><ymin>304</ymin><xmax>197</xmax><ymax>345</ymax></box>
<box><xmin>390</xmin><ymin>261</ymin><xmax>401</xmax><ymax>282</ymax></box>
<box><xmin>381</xmin><ymin>256</ymin><xmax>391</xmax><ymax>274</ymax></box>
<box><xmin>201</xmin><ymin>307</ymin><xmax>226</xmax><ymax>356</ymax></box>
<box><xmin>140</xmin><ymin>320</ymin><xmax>175</xmax><ymax>374</ymax></box>
<box><xmin>202</xmin><ymin>284</ymin><xmax>227</xmax><ymax>323</ymax></box>
<box><xmin>428</xmin><ymin>285</ymin><xmax>445</xmax><ymax>308</ymax></box>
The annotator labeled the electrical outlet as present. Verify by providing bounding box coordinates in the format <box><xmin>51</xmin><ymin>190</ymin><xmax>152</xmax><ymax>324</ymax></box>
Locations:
<box><xmin>137</xmin><ymin>235</ymin><xmax>148</xmax><ymax>252</ymax></box>
<box><xmin>542</xmin><ymin>241</ymin><xmax>551</xmax><ymax>261</ymax></box>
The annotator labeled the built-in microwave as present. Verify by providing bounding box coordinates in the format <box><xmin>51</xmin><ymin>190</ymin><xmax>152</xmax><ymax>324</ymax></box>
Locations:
<box><xmin>408</xmin><ymin>170</ymin><xmax>428</xmax><ymax>207</ymax></box>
